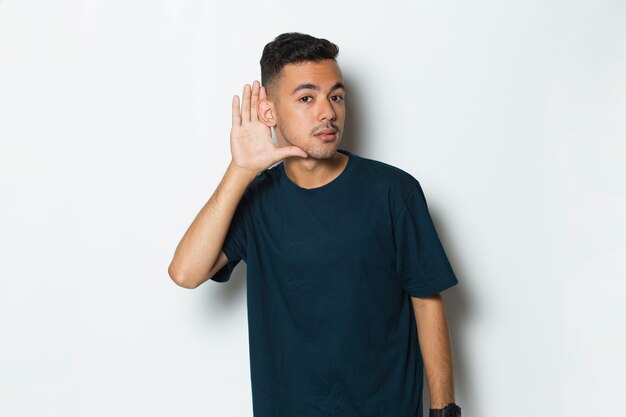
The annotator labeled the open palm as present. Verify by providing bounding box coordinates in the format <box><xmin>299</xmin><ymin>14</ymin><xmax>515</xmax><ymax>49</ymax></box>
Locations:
<box><xmin>230</xmin><ymin>80</ymin><xmax>307</xmax><ymax>174</ymax></box>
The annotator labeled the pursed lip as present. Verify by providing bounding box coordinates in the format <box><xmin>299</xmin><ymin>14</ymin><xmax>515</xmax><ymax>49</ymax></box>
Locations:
<box><xmin>315</xmin><ymin>128</ymin><xmax>337</xmax><ymax>135</ymax></box>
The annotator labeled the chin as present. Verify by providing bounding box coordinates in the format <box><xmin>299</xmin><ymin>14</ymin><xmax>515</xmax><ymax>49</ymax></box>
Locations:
<box><xmin>305</xmin><ymin>144</ymin><xmax>340</xmax><ymax>160</ymax></box>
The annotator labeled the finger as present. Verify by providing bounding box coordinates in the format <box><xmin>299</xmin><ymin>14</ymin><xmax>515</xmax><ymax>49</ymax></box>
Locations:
<box><xmin>260</xmin><ymin>84</ymin><xmax>267</xmax><ymax>101</ymax></box>
<box><xmin>275</xmin><ymin>145</ymin><xmax>308</xmax><ymax>161</ymax></box>
<box><xmin>241</xmin><ymin>83</ymin><xmax>251</xmax><ymax>124</ymax></box>
<box><xmin>232</xmin><ymin>95</ymin><xmax>241</xmax><ymax>127</ymax></box>
<box><xmin>250</xmin><ymin>80</ymin><xmax>260</xmax><ymax>121</ymax></box>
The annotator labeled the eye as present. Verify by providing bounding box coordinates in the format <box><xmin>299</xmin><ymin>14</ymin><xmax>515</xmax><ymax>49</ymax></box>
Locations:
<box><xmin>299</xmin><ymin>96</ymin><xmax>312</xmax><ymax>103</ymax></box>
<box><xmin>331</xmin><ymin>95</ymin><xmax>344</xmax><ymax>102</ymax></box>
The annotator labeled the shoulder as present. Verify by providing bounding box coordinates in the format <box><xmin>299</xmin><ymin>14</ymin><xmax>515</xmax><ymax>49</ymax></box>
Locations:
<box><xmin>353</xmin><ymin>152</ymin><xmax>423</xmax><ymax>199</ymax></box>
<box><xmin>351</xmin><ymin>152</ymin><xmax>435</xmax><ymax>222</ymax></box>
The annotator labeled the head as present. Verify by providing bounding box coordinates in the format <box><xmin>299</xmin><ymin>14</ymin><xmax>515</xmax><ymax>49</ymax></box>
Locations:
<box><xmin>258</xmin><ymin>32</ymin><xmax>346</xmax><ymax>160</ymax></box>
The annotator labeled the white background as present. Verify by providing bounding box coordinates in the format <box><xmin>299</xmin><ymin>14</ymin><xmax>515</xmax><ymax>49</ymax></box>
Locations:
<box><xmin>1</xmin><ymin>1</ymin><xmax>625</xmax><ymax>416</ymax></box>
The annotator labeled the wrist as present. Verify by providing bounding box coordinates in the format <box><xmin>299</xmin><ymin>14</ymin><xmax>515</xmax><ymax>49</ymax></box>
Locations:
<box><xmin>227</xmin><ymin>160</ymin><xmax>260</xmax><ymax>182</ymax></box>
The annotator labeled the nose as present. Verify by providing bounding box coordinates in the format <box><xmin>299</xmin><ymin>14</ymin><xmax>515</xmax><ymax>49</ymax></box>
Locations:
<box><xmin>318</xmin><ymin>97</ymin><xmax>336</xmax><ymax>121</ymax></box>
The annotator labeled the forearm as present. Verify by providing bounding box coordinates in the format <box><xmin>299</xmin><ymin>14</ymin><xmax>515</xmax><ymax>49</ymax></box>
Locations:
<box><xmin>168</xmin><ymin>161</ymin><xmax>257</xmax><ymax>288</ymax></box>
<box><xmin>411</xmin><ymin>294</ymin><xmax>455</xmax><ymax>408</ymax></box>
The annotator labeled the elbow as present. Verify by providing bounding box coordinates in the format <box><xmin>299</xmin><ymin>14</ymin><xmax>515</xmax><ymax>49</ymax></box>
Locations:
<box><xmin>168</xmin><ymin>264</ymin><xmax>200</xmax><ymax>289</ymax></box>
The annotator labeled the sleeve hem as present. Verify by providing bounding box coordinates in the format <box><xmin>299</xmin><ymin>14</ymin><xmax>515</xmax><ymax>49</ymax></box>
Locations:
<box><xmin>405</xmin><ymin>276</ymin><xmax>459</xmax><ymax>298</ymax></box>
<box><xmin>210</xmin><ymin>245</ymin><xmax>241</xmax><ymax>283</ymax></box>
<box><xmin>221</xmin><ymin>243</ymin><xmax>237</xmax><ymax>264</ymax></box>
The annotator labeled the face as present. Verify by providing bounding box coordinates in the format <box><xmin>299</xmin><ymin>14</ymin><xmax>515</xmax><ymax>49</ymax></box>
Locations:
<box><xmin>269</xmin><ymin>59</ymin><xmax>346</xmax><ymax>160</ymax></box>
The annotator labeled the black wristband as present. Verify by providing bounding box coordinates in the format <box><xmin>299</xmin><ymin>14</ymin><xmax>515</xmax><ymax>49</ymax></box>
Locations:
<box><xmin>429</xmin><ymin>402</ymin><xmax>462</xmax><ymax>417</ymax></box>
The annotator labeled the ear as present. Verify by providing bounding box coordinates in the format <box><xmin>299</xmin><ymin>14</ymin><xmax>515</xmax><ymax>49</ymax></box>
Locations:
<box><xmin>257</xmin><ymin>98</ymin><xmax>277</xmax><ymax>127</ymax></box>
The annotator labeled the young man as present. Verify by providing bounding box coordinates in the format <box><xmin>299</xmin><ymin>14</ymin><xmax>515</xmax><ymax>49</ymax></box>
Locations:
<box><xmin>169</xmin><ymin>32</ymin><xmax>462</xmax><ymax>417</ymax></box>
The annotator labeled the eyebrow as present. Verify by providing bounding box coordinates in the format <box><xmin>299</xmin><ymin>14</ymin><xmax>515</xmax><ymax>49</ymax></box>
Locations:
<box><xmin>291</xmin><ymin>81</ymin><xmax>345</xmax><ymax>95</ymax></box>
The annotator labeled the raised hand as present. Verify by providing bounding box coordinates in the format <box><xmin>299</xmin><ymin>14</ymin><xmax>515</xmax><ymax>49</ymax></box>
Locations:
<box><xmin>230</xmin><ymin>80</ymin><xmax>308</xmax><ymax>175</ymax></box>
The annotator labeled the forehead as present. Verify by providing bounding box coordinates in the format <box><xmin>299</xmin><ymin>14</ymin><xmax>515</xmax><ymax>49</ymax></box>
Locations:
<box><xmin>278</xmin><ymin>60</ymin><xmax>343</xmax><ymax>91</ymax></box>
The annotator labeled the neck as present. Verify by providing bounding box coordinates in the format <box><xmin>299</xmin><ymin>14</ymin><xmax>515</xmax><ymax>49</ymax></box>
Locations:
<box><xmin>283</xmin><ymin>150</ymin><xmax>348</xmax><ymax>189</ymax></box>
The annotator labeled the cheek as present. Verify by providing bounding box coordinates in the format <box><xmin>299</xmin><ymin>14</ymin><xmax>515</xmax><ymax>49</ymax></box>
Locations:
<box><xmin>281</xmin><ymin>110</ymin><xmax>308</xmax><ymax>129</ymax></box>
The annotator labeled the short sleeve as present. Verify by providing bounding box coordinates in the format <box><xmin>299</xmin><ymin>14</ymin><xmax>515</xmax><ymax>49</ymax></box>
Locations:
<box><xmin>392</xmin><ymin>180</ymin><xmax>459</xmax><ymax>297</ymax></box>
<box><xmin>210</xmin><ymin>193</ymin><xmax>250</xmax><ymax>283</ymax></box>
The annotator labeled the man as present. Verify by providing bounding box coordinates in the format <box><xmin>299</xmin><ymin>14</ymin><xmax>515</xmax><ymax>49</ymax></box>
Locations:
<box><xmin>168</xmin><ymin>32</ymin><xmax>462</xmax><ymax>417</ymax></box>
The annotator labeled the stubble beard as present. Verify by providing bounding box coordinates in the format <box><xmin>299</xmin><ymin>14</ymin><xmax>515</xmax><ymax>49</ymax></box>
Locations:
<box><xmin>276</xmin><ymin>119</ymin><xmax>340</xmax><ymax>161</ymax></box>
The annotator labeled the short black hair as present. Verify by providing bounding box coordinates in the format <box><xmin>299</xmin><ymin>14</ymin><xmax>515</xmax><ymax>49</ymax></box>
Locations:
<box><xmin>260</xmin><ymin>32</ymin><xmax>339</xmax><ymax>99</ymax></box>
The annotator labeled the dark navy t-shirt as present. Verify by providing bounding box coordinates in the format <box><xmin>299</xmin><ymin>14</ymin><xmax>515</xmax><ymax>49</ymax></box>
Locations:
<box><xmin>211</xmin><ymin>149</ymin><xmax>458</xmax><ymax>417</ymax></box>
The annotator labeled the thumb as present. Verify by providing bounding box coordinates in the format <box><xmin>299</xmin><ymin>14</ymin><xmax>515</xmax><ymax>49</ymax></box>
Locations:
<box><xmin>275</xmin><ymin>146</ymin><xmax>308</xmax><ymax>161</ymax></box>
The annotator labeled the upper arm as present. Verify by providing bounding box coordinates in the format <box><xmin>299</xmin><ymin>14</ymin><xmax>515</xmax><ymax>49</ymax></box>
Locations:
<box><xmin>186</xmin><ymin>251</ymin><xmax>230</xmax><ymax>288</ymax></box>
<box><xmin>410</xmin><ymin>293</ymin><xmax>443</xmax><ymax>311</ymax></box>
<box><xmin>207</xmin><ymin>250</ymin><xmax>229</xmax><ymax>281</ymax></box>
